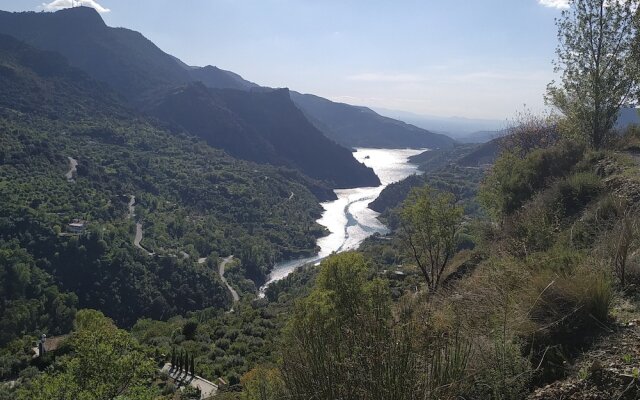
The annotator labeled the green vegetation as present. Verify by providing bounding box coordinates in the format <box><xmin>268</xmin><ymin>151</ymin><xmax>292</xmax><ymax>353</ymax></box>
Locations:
<box><xmin>0</xmin><ymin>34</ymin><xmax>325</xmax><ymax>340</ymax></box>
<box><xmin>280</xmin><ymin>252</ymin><xmax>471</xmax><ymax>399</ymax></box>
<box><xmin>16</xmin><ymin>310</ymin><xmax>156</xmax><ymax>400</ymax></box>
<box><xmin>398</xmin><ymin>186</ymin><xmax>463</xmax><ymax>291</ymax></box>
<box><xmin>3</xmin><ymin>1</ymin><xmax>640</xmax><ymax>398</ymax></box>
<box><xmin>546</xmin><ymin>0</ymin><xmax>638</xmax><ymax>149</ymax></box>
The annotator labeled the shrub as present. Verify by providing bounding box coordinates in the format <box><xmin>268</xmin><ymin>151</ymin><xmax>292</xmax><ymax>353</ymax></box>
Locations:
<box><xmin>480</xmin><ymin>141</ymin><xmax>585</xmax><ymax>218</ymax></box>
<box><xmin>467</xmin><ymin>336</ymin><xmax>532</xmax><ymax>400</ymax></box>
<box><xmin>552</xmin><ymin>172</ymin><xmax>603</xmax><ymax>218</ymax></box>
<box><xmin>525</xmin><ymin>267</ymin><xmax>612</xmax><ymax>382</ymax></box>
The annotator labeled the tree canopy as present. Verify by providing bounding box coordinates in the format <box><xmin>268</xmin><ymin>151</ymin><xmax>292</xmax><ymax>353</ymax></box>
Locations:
<box><xmin>546</xmin><ymin>0</ymin><xmax>639</xmax><ymax>148</ymax></box>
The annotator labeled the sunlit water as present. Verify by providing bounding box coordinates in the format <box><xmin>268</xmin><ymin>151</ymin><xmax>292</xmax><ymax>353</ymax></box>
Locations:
<box><xmin>258</xmin><ymin>148</ymin><xmax>425</xmax><ymax>296</ymax></box>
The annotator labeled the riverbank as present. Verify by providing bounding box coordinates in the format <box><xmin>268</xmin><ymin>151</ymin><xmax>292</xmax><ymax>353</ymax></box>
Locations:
<box><xmin>259</xmin><ymin>148</ymin><xmax>425</xmax><ymax>295</ymax></box>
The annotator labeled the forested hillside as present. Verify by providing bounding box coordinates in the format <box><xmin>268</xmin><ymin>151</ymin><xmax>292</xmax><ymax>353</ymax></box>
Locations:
<box><xmin>0</xmin><ymin>34</ymin><xmax>326</xmax><ymax>338</ymax></box>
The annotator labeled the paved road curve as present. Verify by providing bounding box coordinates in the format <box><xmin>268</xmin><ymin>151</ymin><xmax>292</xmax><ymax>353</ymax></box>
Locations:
<box><xmin>65</xmin><ymin>157</ymin><xmax>77</xmax><ymax>182</ymax></box>
<box><xmin>219</xmin><ymin>256</ymin><xmax>239</xmax><ymax>311</ymax></box>
<box><xmin>128</xmin><ymin>195</ymin><xmax>153</xmax><ymax>256</ymax></box>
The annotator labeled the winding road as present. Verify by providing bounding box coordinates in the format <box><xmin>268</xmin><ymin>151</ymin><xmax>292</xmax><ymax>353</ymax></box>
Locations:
<box><xmin>128</xmin><ymin>195</ymin><xmax>154</xmax><ymax>256</ymax></box>
<box><xmin>219</xmin><ymin>256</ymin><xmax>239</xmax><ymax>311</ymax></box>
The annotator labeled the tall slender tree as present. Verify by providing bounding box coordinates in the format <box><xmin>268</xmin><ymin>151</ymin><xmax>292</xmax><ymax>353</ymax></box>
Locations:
<box><xmin>546</xmin><ymin>0</ymin><xmax>639</xmax><ymax>149</ymax></box>
<box><xmin>190</xmin><ymin>354</ymin><xmax>195</xmax><ymax>376</ymax></box>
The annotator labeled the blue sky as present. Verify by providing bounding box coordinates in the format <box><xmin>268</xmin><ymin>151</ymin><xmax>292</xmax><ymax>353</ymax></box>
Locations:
<box><xmin>0</xmin><ymin>0</ymin><xmax>569</xmax><ymax>119</ymax></box>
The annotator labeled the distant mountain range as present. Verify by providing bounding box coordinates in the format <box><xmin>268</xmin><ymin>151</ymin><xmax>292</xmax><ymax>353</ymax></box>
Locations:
<box><xmin>377</xmin><ymin>107</ymin><xmax>640</xmax><ymax>144</ymax></box>
<box><xmin>374</xmin><ymin>108</ymin><xmax>507</xmax><ymax>143</ymax></box>
<box><xmin>0</xmin><ymin>6</ymin><xmax>381</xmax><ymax>188</ymax></box>
<box><xmin>290</xmin><ymin>92</ymin><xmax>455</xmax><ymax>149</ymax></box>
<box><xmin>0</xmin><ymin>7</ymin><xmax>453</xmax><ymax>186</ymax></box>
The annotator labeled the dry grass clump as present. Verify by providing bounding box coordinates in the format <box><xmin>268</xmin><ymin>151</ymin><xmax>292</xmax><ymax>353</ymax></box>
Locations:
<box><xmin>418</xmin><ymin>240</ymin><xmax>614</xmax><ymax>390</ymax></box>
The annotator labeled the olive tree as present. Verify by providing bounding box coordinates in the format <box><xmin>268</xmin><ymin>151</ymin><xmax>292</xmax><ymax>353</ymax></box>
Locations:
<box><xmin>546</xmin><ymin>0</ymin><xmax>639</xmax><ymax>149</ymax></box>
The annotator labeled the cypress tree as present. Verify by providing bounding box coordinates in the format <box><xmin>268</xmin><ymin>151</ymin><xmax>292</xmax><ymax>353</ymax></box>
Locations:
<box><xmin>170</xmin><ymin>346</ymin><xmax>176</xmax><ymax>368</ymax></box>
<box><xmin>190</xmin><ymin>354</ymin><xmax>195</xmax><ymax>376</ymax></box>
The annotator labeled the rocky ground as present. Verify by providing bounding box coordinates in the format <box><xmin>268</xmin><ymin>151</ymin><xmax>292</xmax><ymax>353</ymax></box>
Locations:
<box><xmin>529</xmin><ymin>293</ymin><xmax>640</xmax><ymax>400</ymax></box>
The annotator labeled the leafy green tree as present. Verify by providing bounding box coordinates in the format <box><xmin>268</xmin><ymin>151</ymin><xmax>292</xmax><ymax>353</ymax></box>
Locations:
<box><xmin>546</xmin><ymin>0</ymin><xmax>639</xmax><ymax>149</ymax></box>
<box><xmin>182</xmin><ymin>321</ymin><xmax>198</xmax><ymax>341</ymax></box>
<box><xmin>16</xmin><ymin>310</ymin><xmax>156</xmax><ymax>400</ymax></box>
<box><xmin>398</xmin><ymin>186</ymin><xmax>463</xmax><ymax>291</ymax></box>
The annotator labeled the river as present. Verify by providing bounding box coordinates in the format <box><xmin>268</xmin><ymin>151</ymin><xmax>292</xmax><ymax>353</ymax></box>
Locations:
<box><xmin>258</xmin><ymin>148</ymin><xmax>425</xmax><ymax>296</ymax></box>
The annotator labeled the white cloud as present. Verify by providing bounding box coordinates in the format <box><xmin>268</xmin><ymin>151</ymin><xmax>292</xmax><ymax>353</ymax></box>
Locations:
<box><xmin>40</xmin><ymin>0</ymin><xmax>111</xmax><ymax>13</ymax></box>
<box><xmin>538</xmin><ymin>0</ymin><xmax>570</xmax><ymax>8</ymax></box>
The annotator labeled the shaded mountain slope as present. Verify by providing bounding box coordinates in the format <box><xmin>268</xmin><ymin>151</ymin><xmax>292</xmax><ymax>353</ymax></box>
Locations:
<box><xmin>290</xmin><ymin>92</ymin><xmax>456</xmax><ymax>149</ymax></box>
<box><xmin>0</xmin><ymin>7</ymin><xmax>192</xmax><ymax>98</ymax></box>
<box><xmin>0</xmin><ymin>7</ymin><xmax>257</xmax><ymax>99</ymax></box>
<box><xmin>145</xmin><ymin>83</ymin><xmax>380</xmax><ymax>188</ymax></box>
<box><xmin>0</xmin><ymin>7</ymin><xmax>381</xmax><ymax>188</ymax></box>
<box><xmin>408</xmin><ymin>139</ymin><xmax>501</xmax><ymax>171</ymax></box>
<box><xmin>188</xmin><ymin>65</ymin><xmax>259</xmax><ymax>91</ymax></box>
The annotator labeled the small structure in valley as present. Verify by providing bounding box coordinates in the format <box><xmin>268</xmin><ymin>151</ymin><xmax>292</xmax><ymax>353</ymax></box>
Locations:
<box><xmin>67</xmin><ymin>220</ymin><xmax>86</xmax><ymax>234</ymax></box>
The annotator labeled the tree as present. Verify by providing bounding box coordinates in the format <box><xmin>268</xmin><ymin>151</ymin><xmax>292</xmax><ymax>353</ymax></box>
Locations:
<box><xmin>546</xmin><ymin>0</ymin><xmax>639</xmax><ymax>149</ymax></box>
<box><xmin>171</xmin><ymin>346</ymin><xmax>176</xmax><ymax>368</ymax></box>
<box><xmin>182</xmin><ymin>321</ymin><xmax>198</xmax><ymax>341</ymax></box>
<box><xmin>16</xmin><ymin>310</ymin><xmax>156</xmax><ymax>400</ymax></box>
<box><xmin>190</xmin><ymin>354</ymin><xmax>195</xmax><ymax>376</ymax></box>
<box><xmin>398</xmin><ymin>186</ymin><xmax>463</xmax><ymax>291</ymax></box>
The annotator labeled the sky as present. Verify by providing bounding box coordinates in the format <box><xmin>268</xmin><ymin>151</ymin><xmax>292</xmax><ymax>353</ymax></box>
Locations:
<box><xmin>0</xmin><ymin>0</ymin><xmax>570</xmax><ymax>120</ymax></box>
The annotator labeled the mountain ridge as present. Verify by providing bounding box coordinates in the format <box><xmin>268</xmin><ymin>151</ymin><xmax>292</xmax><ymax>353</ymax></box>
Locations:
<box><xmin>0</xmin><ymin>6</ymin><xmax>453</xmax><ymax>152</ymax></box>
<box><xmin>290</xmin><ymin>91</ymin><xmax>456</xmax><ymax>149</ymax></box>
<box><xmin>144</xmin><ymin>82</ymin><xmax>380</xmax><ymax>187</ymax></box>
<box><xmin>0</xmin><ymin>6</ymin><xmax>379</xmax><ymax>189</ymax></box>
